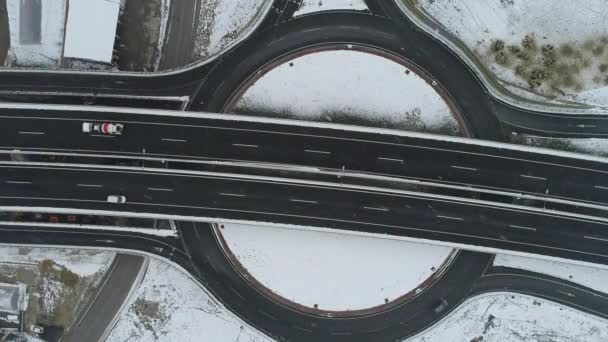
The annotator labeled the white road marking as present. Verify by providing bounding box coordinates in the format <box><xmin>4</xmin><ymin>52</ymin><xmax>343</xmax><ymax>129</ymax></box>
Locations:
<box><xmin>304</xmin><ymin>149</ymin><xmax>331</xmax><ymax>154</ymax></box>
<box><xmin>147</xmin><ymin>187</ymin><xmax>174</xmax><ymax>192</ymax></box>
<box><xmin>161</xmin><ymin>138</ymin><xmax>187</xmax><ymax>143</ymax></box>
<box><xmin>232</xmin><ymin>143</ymin><xmax>258</xmax><ymax>148</ymax></box>
<box><xmin>594</xmin><ymin>185</ymin><xmax>608</xmax><ymax>191</ymax></box>
<box><xmin>520</xmin><ymin>174</ymin><xmax>547</xmax><ymax>181</ymax></box>
<box><xmin>509</xmin><ymin>224</ymin><xmax>537</xmax><ymax>231</ymax></box>
<box><xmin>363</xmin><ymin>206</ymin><xmax>390</xmax><ymax>212</ymax></box>
<box><xmin>378</xmin><ymin>157</ymin><xmax>404</xmax><ymax>163</ymax></box>
<box><xmin>289</xmin><ymin>199</ymin><xmax>318</xmax><ymax>204</ymax></box>
<box><xmin>437</xmin><ymin>215</ymin><xmax>464</xmax><ymax>221</ymax></box>
<box><xmin>450</xmin><ymin>165</ymin><xmax>478</xmax><ymax>171</ymax></box>
<box><xmin>90</xmin><ymin>134</ymin><xmax>115</xmax><ymax>138</ymax></box>
<box><xmin>584</xmin><ymin>235</ymin><xmax>608</xmax><ymax>243</ymax></box>
<box><xmin>77</xmin><ymin>184</ymin><xmax>103</xmax><ymax>188</ymax></box>
<box><xmin>5</xmin><ymin>181</ymin><xmax>32</xmax><ymax>184</ymax></box>
<box><xmin>218</xmin><ymin>193</ymin><xmax>246</xmax><ymax>197</ymax></box>
<box><xmin>18</xmin><ymin>131</ymin><xmax>45</xmax><ymax>135</ymax></box>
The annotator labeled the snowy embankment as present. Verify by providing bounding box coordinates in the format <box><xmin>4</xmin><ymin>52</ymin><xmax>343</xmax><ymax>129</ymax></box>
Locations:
<box><xmin>233</xmin><ymin>50</ymin><xmax>461</xmax><ymax>135</ymax></box>
<box><xmin>294</xmin><ymin>0</ymin><xmax>367</xmax><ymax>16</ymax></box>
<box><xmin>494</xmin><ymin>254</ymin><xmax>608</xmax><ymax>294</ymax></box>
<box><xmin>406</xmin><ymin>292</ymin><xmax>608</xmax><ymax>342</ymax></box>
<box><xmin>106</xmin><ymin>257</ymin><xmax>273</xmax><ymax>342</ymax></box>
<box><xmin>418</xmin><ymin>0</ymin><xmax>608</xmax><ymax>108</ymax></box>
<box><xmin>219</xmin><ymin>223</ymin><xmax>454</xmax><ymax>311</ymax></box>
<box><xmin>0</xmin><ymin>246</ymin><xmax>114</xmax><ymax>277</ymax></box>
<box><xmin>194</xmin><ymin>0</ymin><xmax>267</xmax><ymax>59</ymax></box>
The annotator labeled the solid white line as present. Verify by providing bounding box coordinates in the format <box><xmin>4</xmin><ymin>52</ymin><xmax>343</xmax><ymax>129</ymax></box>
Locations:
<box><xmin>90</xmin><ymin>134</ymin><xmax>115</xmax><ymax>138</ymax></box>
<box><xmin>520</xmin><ymin>174</ymin><xmax>547</xmax><ymax>181</ymax></box>
<box><xmin>509</xmin><ymin>224</ymin><xmax>537</xmax><ymax>231</ymax></box>
<box><xmin>0</xmin><ymin>221</ymin><xmax>176</xmax><ymax>237</ymax></box>
<box><xmin>436</xmin><ymin>215</ymin><xmax>464</xmax><ymax>221</ymax></box>
<box><xmin>363</xmin><ymin>206</ymin><xmax>390</xmax><ymax>212</ymax></box>
<box><xmin>232</xmin><ymin>143</ymin><xmax>258</xmax><ymax>148</ymax></box>
<box><xmin>147</xmin><ymin>187</ymin><xmax>174</xmax><ymax>192</ymax></box>
<box><xmin>77</xmin><ymin>184</ymin><xmax>103</xmax><ymax>188</ymax></box>
<box><xmin>377</xmin><ymin>157</ymin><xmax>404</xmax><ymax>163</ymax></box>
<box><xmin>161</xmin><ymin>138</ymin><xmax>187</xmax><ymax>143</ymax></box>
<box><xmin>5</xmin><ymin>181</ymin><xmax>31</xmax><ymax>184</ymax></box>
<box><xmin>594</xmin><ymin>185</ymin><xmax>608</xmax><ymax>191</ymax></box>
<box><xmin>304</xmin><ymin>149</ymin><xmax>331</xmax><ymax>155</ymax></box>
<box><xmin>289</xmin><ymin>199</ymin><xmax>318</xmax><ymax>204</ymax></box>
<box><xmin>584</xmin><ymin>235</ymin><xmax>608</xmax><ymax>243</ymax></box>
<box><xmin>450</xmin><ymin>165</ymin><xmax>478</xmax><ymax>171</ymax></box>
<box><xmin>218</xmin><ymin>193</ymin><xmax>246</xmax><ymax>198</ymax></box>
<box><xmin>18</xmin><ymin>131</ymin><xmax>45</xmax><ymax>135</ymax></box>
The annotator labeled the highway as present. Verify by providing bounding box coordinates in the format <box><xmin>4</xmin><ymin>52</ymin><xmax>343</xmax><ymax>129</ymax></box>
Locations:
<box><xmin>1</xmin><ymin>104</ymin><xmax>608</xmax><ymax>210</ymax></box>
<box><xmin>1</xmin><ymin>161</ymin><xmax>608</xmax><ymax>265</ymax></box>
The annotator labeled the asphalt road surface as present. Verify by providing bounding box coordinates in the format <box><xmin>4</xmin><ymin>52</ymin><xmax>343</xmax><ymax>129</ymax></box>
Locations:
<box><xmin>61</xmin><ymin>253</ymin><xmax>145</xmax><ymax>342</ymax></box>
<box><xmin>2</xmin><ymin>162</ymin><xmax>608</xmax><ymax>265</ymax></box>
<box><xmin>159</xmin><ymin>0</ymin><xmax>198</xmax><ymax>70</ymax></box>
<box><xmin>1</xmin><ymin>105</ymin><xmax>607</xmax><ymax>211</ymax></box>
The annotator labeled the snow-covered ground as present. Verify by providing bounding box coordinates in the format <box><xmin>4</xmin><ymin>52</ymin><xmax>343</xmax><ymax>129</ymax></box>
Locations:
<box><xmin>106</xmin><ymin>257</ymin><xmax>273</xmax><ymax>342</ymax></box>
<box><xmin>406</xmin><ymin>292</ymin><xmax>608</xmax><ymax>342</ymax></box>
<box><xmin>418</xmin><ymin>0</ymin><xmax>608</xmax><ymax>107</ymax></box>
<box><xmin>194</xmin><ymin>0</ymin><xmax>267</xmax><ymax>59</ymax></box>
<box><xmin>494</xmin><ymin>254</ymin><xmax>608</xmax><ymax>294</ymax></box>
<box><xmin>0</xmin><ymin>245</ymin><xmax>114</xmax><ymax>277</ymax></box>
<box><xmin>219</xmin><ymin>223</ymin><xmax>454</xmax><ymax>311</ymax></box>
<box><xmin>233</xmin><ymin>50</ymin><xmax>462</xmax><ymax>135</ymax></box>
<box><xmin>6</xmin><ymin>0</ymin><xmax>66</xmax><ymax>67</ymax></box>
<box><xmin>294</xmin><ymin>0</ymin><xmax>367</xmax><ymax>16</ymax></box>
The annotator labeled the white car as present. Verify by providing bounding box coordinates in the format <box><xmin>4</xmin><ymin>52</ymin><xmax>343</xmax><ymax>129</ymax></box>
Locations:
<box><xmin>83</xmin><ymin>122</ymin><xmax>124</xmax><ymax>135</ymax></box>
<box><xmin>107</xmin><ymin>195</ymin><xmax>127</xmax><ymax>203</ymax></box>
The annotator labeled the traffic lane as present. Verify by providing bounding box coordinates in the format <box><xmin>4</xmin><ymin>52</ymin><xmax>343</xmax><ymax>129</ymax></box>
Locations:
<box><xmin>62</xmin><ymin>253</ymin><xmax>145</xmax><ymax>342</ymax></box>
<box><xmin>1</xmin><ymin>114</ymin><xmax>607</xmax><ymax>205</ymax></box>
<box><xmin>2</xmin><ymin>166</ymin><xmax>608</xmax><ymax>264</ymax></box>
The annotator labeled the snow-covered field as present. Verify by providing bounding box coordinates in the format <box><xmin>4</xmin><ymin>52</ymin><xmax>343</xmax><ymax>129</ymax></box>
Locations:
<box><xmin>219</xmin><ymin>223</ymin><xmax>454</xmax><ymax>311</ymax></box>
<box><xmin>194</xmin><ymin>0</ymin><xmax>267</xmax><ymax>59</ymax></box>
<box><xmin>294</xmin><ymin>0</ymin><xmax>367</xmax><ymax>16</ymax></box>
<box><xmin>107</xmin><ymin>257</ymin><xmax>273</xmax><ymax>342</ymax></box>
<box><xmin>233</xmin><ymin>50</ymin><xmax>461</xmax><ymax>135</ymax></box>
<box><xmin>418</xmin><ymin>0</ymin><xmax>608</xmax><ymax>107</ymax></box>
<box><xmin>406</xmin><ymin>292</ymin><xmax>608</xmax><ymax>342</ymax></box>
<box><xmin>494</xmin><ymin>254</ymin><xmax>608</xmax><ymax>294</ymax></box>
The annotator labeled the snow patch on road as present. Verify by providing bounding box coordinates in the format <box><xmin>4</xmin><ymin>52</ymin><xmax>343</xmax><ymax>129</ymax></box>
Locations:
<box><xmin>295</xmin><ymin>0</ymin><xmax>368</xmax><ymax>16</ymax></box>
<box><xmin>517</xmin><ymin>135</ymin><xmax>608</xmax><ymax>157</ymax></box>
<box><xmin>219</xmin><ymin>223</ymin><xmax>454</xmax><ymax>311</ymax></box>
<box><xmin>419</xmin><ymin>0</ymin><xmax>608</xmax><ymax>107</ymax></box>
<box><xmin>106</xmin><ymin>257</ymin><xmax>273</xmax><ymax>342</ymax></box>
<box><xmin>234</xmin><ymin>50</ymin><xmax>461</xmax><ymax>135</ymax></box>
<box><xmin>407</xmin><ymin>292</ymin><xmax>608</xmax><ymax>342</ymax></box>
<box><xmin>494</xmin><ymin>254</ymin><xmax>608</xmax><ymax>294</ymax></box>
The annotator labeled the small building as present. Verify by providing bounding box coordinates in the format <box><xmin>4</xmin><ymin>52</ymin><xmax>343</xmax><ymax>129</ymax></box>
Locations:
<box><xmin>6</xmin><ymin>0</ymin><xmax>122</xmax><ymax>68</ymax></box>
<box><xmin>0</xmin><ymin>282</ymin><xmax>27</xmax><ymax>334</ymax></box>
